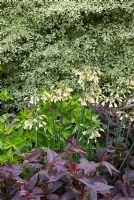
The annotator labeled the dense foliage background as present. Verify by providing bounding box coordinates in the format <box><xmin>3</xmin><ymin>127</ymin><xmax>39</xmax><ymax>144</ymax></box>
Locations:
<box><xmin>1</xmin><ymin>0</ymin><xmax>134</xmax><ymax>98</ymax></box>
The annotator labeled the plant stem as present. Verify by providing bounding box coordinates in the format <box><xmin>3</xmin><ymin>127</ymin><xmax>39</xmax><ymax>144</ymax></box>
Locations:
<box><xmin>112</xmin><ymin>141</ymin><xmax>134</xmax><ymax>184</ymax></box>
<box><xmin>77</xmin><ymin>106</ymin><xmax>85</xmax><ymax>145</ymax></box>
<box><xmin>125</xmin><ymin>120</ymin><xmax>131</xmax><ymax>144</ymax></box>
<box><xmin>87</xmin><ymin>106</ymin><xmax>93</xmax><ymax>160</ymax></box>
<box><xmin>34</xmin><ymin>91</ymin><xmax>38</xmax><ymax>148</ymax></box>
<box><xmin>88</xmin><ymin>142</ymin><xmax>93</xmax><ymax>160</ymax></box>
<box><xmin>106</xmin><ymin>107</ymin><xmax>111</xmax><ymax>153</ymax></box>
<box><xmin>52</xmin><ymin>102</ymin><xmax>56</xmax><ymax>147</ymax></box>
<box><xmin>77</xmin><ymin>79</ymin><xmax>87</xmax><ymax>145</ymax></box>
<box><xmin>115</xmin><ymin>118</ymin><xmax>121</xmax><ymax>148</ymax></box>
<box><xmin>119</xmin><ymin>141</ymin><xmax>134</xmax><ymax>171</ymax></box>
<box><xmin>59</xmin><ymin>99</ymin><xmax>62</xmax><ymax>150</ymax></box>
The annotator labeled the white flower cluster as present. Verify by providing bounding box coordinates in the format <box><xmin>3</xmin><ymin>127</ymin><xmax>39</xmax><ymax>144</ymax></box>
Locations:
<box><xmin>41</xmin><ymin>84</ymin><xmax>73</xmax><ymax>103</ymax></box>
<box><xmin>24</xmin><ymin>115</ymin><xmax>47</xmax><ymax>130</ymax></box>
<box><xmin>73</xmin><ymin>66</ymin><xmax>102</xmax><ymax>105</ymax></box>
<box><xmin>81</xmin><ymin>129</ymin><xmax>100</xmax><ymax>143</ymax></box>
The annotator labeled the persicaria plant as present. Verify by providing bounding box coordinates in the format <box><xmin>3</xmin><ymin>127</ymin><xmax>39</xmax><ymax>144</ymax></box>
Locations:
<box><xmin>0</xmin><ymin>138</ymin><xmax>119</xmax><ymax>200</ymax></box>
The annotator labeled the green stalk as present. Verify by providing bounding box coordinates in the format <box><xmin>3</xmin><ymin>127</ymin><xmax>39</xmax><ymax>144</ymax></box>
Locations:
<box><xmin>52</xmin><ymin>102</ymin><xmax>56</xmax><ymax>148</ymax></box>
<box><xmin>88</xmin><ymin>142</ymin><xmax>93</xmax><ymax>161</ymax></box>
<box><xmin>112</xmin><ymin>141</ymin><xmax>134</xmax><ymax>184</ymax></box>
<box><xmin>119</xmin><ymin>141</ymin><xmax>134</xmax><ymax>171</ymax></box>
<box><xmin>34</xmin><ymin>92</ymin><xmax>38</xmax><ymax>148</ymax></box>
<box><xmin>77</xmin><ymin>106</ymin><xmax>85</xmax><ymax>145</ymax></box>
<box><xmin>59</xmin><ymin>99</ymin><xmax>62</xmax><ymax>150</ymax></box>
<box><xmin>125</xmin><ymin>121</ymin><xmax>131</xmax><ymax>144</ymax></box>
<box><xmin>106</xmin><ymin>107</ymin><xmax>111</xmax><ymax>153</ymax></box>
<box><xmin>122</xmin><ymin>115</ymin><xmax>126</xmax><ymax>137</ymax></box>
<box><xmin>115</xmin><ymin>118</ymin><xmax>122</xmax><ymax>148</ymax></box>
<box><xmin>77</xmin><ymin>79</ymin><xmax>87</xmax><ymax>145</ymax></box>
<box><xmin>87</xmin><ymin>106</ymin><xmax>93</xmax><ymax>160</ymax></box>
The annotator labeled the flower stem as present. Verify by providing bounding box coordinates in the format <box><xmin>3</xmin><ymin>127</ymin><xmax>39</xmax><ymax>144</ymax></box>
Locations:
<box><xmin>52</xmin><ymin>102</ymin><xmax>56</xmax><ymax>148</ymax></box>
<box><xmin>59</xmin><ymin>99</ymin><xmax>62</xmax><ymax>150</ymax></box>
<box><xmin>87</xmin><ymin>105</ymin><xmax>93</xmax><ymax>159</ymax></box>
<box><xmin>77</xmin><ymin>79</ymin><xmax>87</xmax><ymax>145</ymax></box>
<box><xmin>106</xmin><ymin>107</ymin><xmax>111</xmax><ymax>153</ymax></box>
<box><xmin>77</xmin><ymin>106</ymin><xmax>85</xmax><ymax>145</ymax></box>
<box><xmin>34</xmin><ymin>92</ymin><xmax>38</xmax><ymax>148</ymax></box>
<box><xmin>112</xmin><ymin>141</ymin><xmax>134</xmax><ymax>184</ymax></box>
<box><xmin>119</xmin><ymin>141</ymin><xmax>134</xmax><ymax>171</ymax></box>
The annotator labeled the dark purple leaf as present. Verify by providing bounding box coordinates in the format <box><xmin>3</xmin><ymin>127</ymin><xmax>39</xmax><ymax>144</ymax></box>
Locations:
<box><xmin>47</xmin><ymin>181</ymin><xmax>63</xmax><ymax>193</ymax></box>
<box><xmin>79</xmin><ymin>177</ymin><xmax>112</xmax><ymax>196</ymax></box>
<box><xmin>78</xmin><ymin>177</ymin><xmax>96</xmax><ymax>190</ymax></box>
<box><xmin>93</xmin><ymin>182</ymin><xmax>113</xmax><ymax>195</ymax></box>
<box><xmin>77</xmin><ymin>158</ymin><xmax>99</xmax><ymax>175</ymax></box>
<box><xmin>84</xmin><ymin>187</ymin><xmax>97</xmax><ymax>200</ymax></box>
<box><xmin>26</xmin><ymin>148</ymin><xmax>44</xmax><ymax>160</ymax></box>
<box><xmin>27</xmin><ymin>174</ymin><xmax>38</xmax><ymax>190</ymax></box>
<box><xmin>47</xmin><ymin>171</ymin><xmax>67</xmax><ymax>182</ymax></box>
<box><xmin>101</xmin><ymin>161</ymin><xmax>119</xmax><ymax>175</ymax></box>
<box><xmin>60</xmin><ymin>191</ymin><xmax>75</xmax><ymax>200</ymax></box>
<box><xmin>47</xmin><ymin>194</ymin><xmax>60</xmax><ymax>200</ymax></box>
<box><xmin>23</xmin><ymin>160</ymin><xmax>43</xmax><ymax>169</ymax></box>
<box><xmin>121</xmin><ymin>181</ymin><xmax>134</xmax><ymax>198</ymax></box>
<box><xmin>67</xmin><ymin>146</ymin><xmax>86</xmax><ymax>154</ymax></box>
<box><xmin>32</xmin><ymin>187</ymin><xmax>44</xmax><ymax>197</ymax></box>
<box><xmin>38</xmin><ymin>171</ymin><xmax>49</xmax><ymax>182</ymax></box>
<box><xmin>123</xmin><ymin>167</ymin><xmax>134</xmax><ymax>182</ymax></box>
<box><xmin>47</xmin><ymin>149</ymin><xmax>59</xmax><ymax>163</ymax></box>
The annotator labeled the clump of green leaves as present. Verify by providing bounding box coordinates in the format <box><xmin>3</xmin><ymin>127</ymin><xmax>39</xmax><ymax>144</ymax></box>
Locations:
<box><xmin>0</xmin><ymin>82</ymin><xmax>100</xmax><ymax>163</ymax></box>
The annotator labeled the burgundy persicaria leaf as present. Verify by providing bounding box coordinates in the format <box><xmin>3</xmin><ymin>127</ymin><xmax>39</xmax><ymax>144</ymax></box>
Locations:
<box><xmin>47</xmin><ymin>181</ymin><xmax>63</xmax><ymax>193</ymax></box>
<box><xmin>48</xmin><ymin>171</ymin><xmax>67</xmax><ymax>183</ymax></box>
<box><xmin>123</xmin><ymin>167</ymin><xmax>134</xmax><ymax>182</ymax></box>
<box><xmin>60</xmin><ymin>190</ymin><xmax>75</xmax><ymax>200</ymax></box>
<box><xmin>84</xmin><ymin>186</ymin><xmax>97</xmax><ymax>200</ymax></box>
<box><xmin>24</xmin><ymin>148</ymin><xmax>45</xmax><ymax>162</ymax></box>
<box><xmin>79</xmin><ymin>177</ymin><xmax>113</xmax><ymax>197</ymax></box>
<box><xmin>31</xmin><ymin>187</ymin><xmax>44</xmax><ymax>198</ymax></box>
<box><xmin>77</xmin><ymin>158</ymin><xmax>99</xmax><ymax>175</ymax></box>
<box><xmin>38</xmin><ymin>170</ymin><xmax>49</xmax><ymax>182</ymax></box>
<box><xmin>67</xmin><ymin>146</ymin><xmax>86</xmax><ymax>154</ymax></box>
<box><xmin>47</xmin><ymin>149</ymin><xmax>59</xmax><ymax>163</ymax></box>
<box><xmin>93</xmin><ymin>182</ymin><xmax>113</xmax><ymax>195</ymax></box>
<box><xmin>27</xmin><ymin>174</ymin><xmax>38</xmax><ymax>190</ymax></box>
<box><xmin>112</xmin><ymin>179</ymin><xmax>134</xmax><ymax>199</ymax></box>
<box><xmin>101</xmin><ymin>161</ymin><xmax>119</xmax><ymax>175</ymax></box>
<box><xmin>23</xmin><ymin>148</ymin><xmax>45</xmax><ymax>169</ymax></box>
<box><xmin>47</xmin><ymin>194</ymin><xmax>60</xmax><ymax>200</ymax></box>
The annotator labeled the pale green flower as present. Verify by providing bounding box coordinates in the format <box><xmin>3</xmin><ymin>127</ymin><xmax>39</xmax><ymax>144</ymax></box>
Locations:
<box><xmin>73</xmin><ymin>66</ymin><xmax>100</xmax><ymax>89</ymax></box>
<box><xmin>29</xmin><ymin>95</ymin><xmax>39</xmax><ymax>105</ymax></box>
<box><xmin>24</xmin><ymin>119</ymin><xmax>33</xmax><ymax>130</ymax></box>
<box><xmin>41</xmin><ymin>92</ymin><xmax>51</xmax><ymax>102</ymax></box>
<box><xmin>82</xmin><ymin>129</ymin><xmax>100</xmax><ymax>143</ymax></box>
<box><xmin>50</xmin><ymin>84</ymin><xmax>73</xmax><ymax>102</ymax></box>
<box><xmin>74</xmin><ymin>66</ymin><xmax>102</xmax><ymax>105</ymax></box>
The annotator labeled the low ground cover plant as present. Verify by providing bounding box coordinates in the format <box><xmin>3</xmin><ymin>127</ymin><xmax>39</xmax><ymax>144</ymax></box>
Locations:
<box><xmin>0</xmin><ymin>140</ymin><xmax>120</xmax><ymax>200</ymax></box>
<box><xmin>0</xmin><ymin>139</ymin><xmax>133</xmax><ymax>200</ymax></box>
